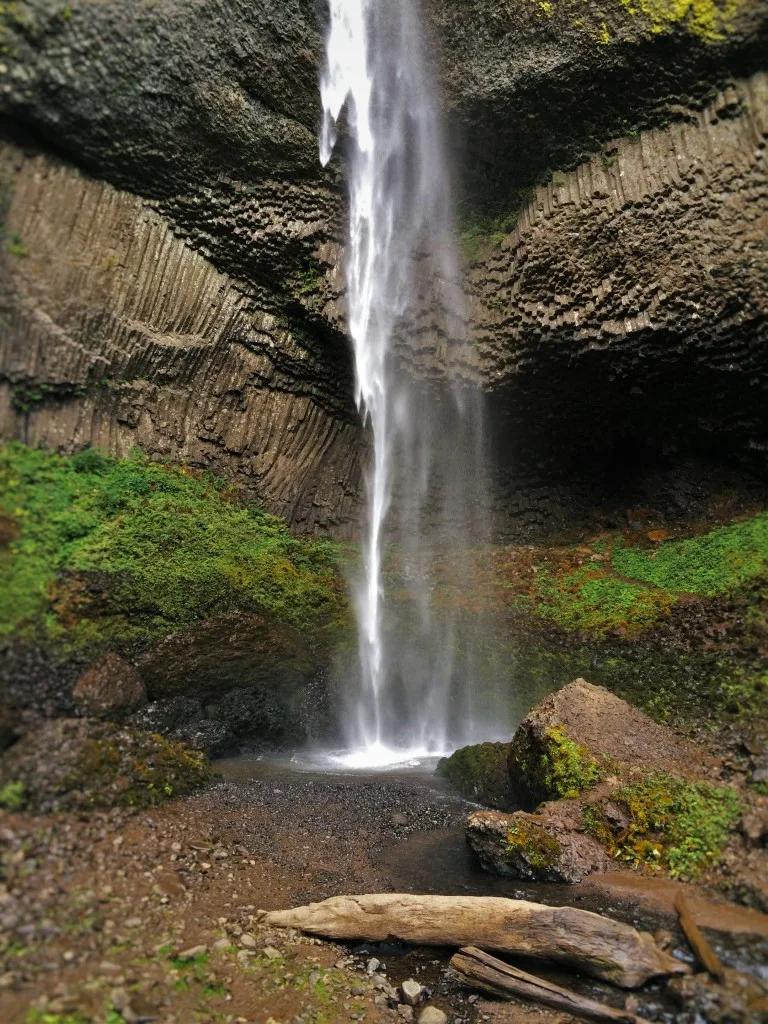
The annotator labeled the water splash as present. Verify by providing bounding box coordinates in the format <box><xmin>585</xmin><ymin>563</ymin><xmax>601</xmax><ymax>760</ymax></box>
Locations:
<box><xmin>320</xmin><ymin>0</ymin><xmax>505</xmax><ymax>763</ymax></box>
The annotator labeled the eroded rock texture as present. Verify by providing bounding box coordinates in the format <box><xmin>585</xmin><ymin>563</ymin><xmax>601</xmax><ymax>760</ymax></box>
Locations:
<box><xmin>0</xmin><ymin>144</ymin><xmax>361</xmax><ymax>533</ymax></box>
<box><xmin>0</xmin><ymin>0</ymin><xmax>766</xmax><ymax>538</ymax></box>
<box><xmin>474</xmin><ymin>74</ymin><xmax>768</xmax><ymax>537</ymax></box>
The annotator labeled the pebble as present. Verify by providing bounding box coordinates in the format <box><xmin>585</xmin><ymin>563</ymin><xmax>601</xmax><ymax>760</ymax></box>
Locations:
<box><xmin>366</xmin><ymin>956</ymin><xmax>381</xmax><ymax>974</ymax></box>
<box><xmin>417</xmin><ymin>1009</ymin><xmax>447</xmax><ymax>1024</ymax></box>
<box><xmin>213</xmin><ymin>938</ymin><xmax>232</xmax><ymax>952</ymax></box>
<box><xmin>239</xmin><ymin>934</ymin><xmax>257</xmax><ymax>948</ymax></box>
<box><xmin>176</xmin><ymin>944</ymin><xmax>207</xmax><ymax>961</ymax></box>
<box><xmin>397</xmin><ymin>1007</ymin><xmax>414</xmax><ymax>1022</ymax></box>
<box><xmin>400</xmin><ymin>979</ymin><xmax>424</xmax><ymax>1006</ymax></box>
<box><xmin>262</xmin><ymin>945</ymin><xmax>282</xmax><ymax>959</ymax></box>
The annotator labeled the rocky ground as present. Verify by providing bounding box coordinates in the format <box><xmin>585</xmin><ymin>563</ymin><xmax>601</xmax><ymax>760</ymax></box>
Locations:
<box><xmin>1</xmin><ymin>764</ymin><xmax>767</xmax><ymax>1024</ymax></box>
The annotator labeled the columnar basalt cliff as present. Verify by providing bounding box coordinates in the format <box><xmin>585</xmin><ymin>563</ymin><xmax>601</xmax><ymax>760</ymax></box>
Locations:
<box><xmin>0</xmin><ymin>0</ymin><xmax>766</xmax><ymax>538</ymax></box>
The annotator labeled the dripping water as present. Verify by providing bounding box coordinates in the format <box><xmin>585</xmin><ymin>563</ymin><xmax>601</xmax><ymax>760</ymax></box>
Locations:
<box><xmin>320</xmin><ymin>0</ymin><xmax>508</xmax><ymax>766</ymax></box>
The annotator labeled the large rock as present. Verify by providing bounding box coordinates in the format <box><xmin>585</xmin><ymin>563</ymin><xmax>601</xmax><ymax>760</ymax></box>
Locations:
<box><xmin>72</xmin><ymin>652</ymin><xmax>148</xmax><ymax>721</ymax></box>
<box><xmin>436</xmin><ymin>741</ymin><xmax>513</xmax><ymax>809</ymax></box>
<box><xmin>0</xmin><ymin>719</ymin><xmax>218</xmax><ymax>812</ymax></box>
<box><xmin>507</xmin><ymin>678</ymin><xmax>699</xmax><ymax>810</ymax></box>
<box><xmin>137</xmin><ymin>612</ymin><xmax>317</xmax><ymax>703</ymax></box>
<box><xmin>466</xmin><ymin>807</ymin><xmax>609</xmax><ymax>883</ymax></box>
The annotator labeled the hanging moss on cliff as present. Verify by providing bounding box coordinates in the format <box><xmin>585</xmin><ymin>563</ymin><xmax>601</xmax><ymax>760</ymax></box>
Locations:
<box><xmin>0</xmin><ymin>443</ymin><xmax>351</xmax><ymax>652</ymax></box>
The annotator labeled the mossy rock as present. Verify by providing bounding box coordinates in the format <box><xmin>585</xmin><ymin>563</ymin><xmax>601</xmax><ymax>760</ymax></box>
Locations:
<box><xmin>581</xmin><ymin>771</ymin><xmax>741</xmax><ymax>880</ymax></box>
<box><xmin>436</xmin><ymin>741</ymin><xmax>513</xmax><ymax>809</ymax></box>
<box><xmin>0</xmin><ymin>719</ymin><xmax>219</xmax><ymax>812</ymax></box>
<box><xmin>466</xmin><ymin>807</ymin><xmax>609</xmax><ymax>882</ymax></box>
<box><xmin>508</xmin><ymin>678</ymin><xmax>699</xmax><ymax>809</ymax></box>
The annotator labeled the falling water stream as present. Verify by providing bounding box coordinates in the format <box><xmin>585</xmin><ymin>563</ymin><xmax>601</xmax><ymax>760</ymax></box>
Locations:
<box><xmin>320</xmin><ymin>0</ymin><xmax>505</xmax><ymax>766</ymax></box>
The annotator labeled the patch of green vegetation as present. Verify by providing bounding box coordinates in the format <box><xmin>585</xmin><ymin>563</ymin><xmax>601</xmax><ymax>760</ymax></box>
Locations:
<box><xmin>528</xmin><ymin>564</ymin><xmax>677</xmax><ymax>636</ymax></box>
<box><xmin>26</xmin><ymin>1013</ymin><xmax>92</xmax><ymax>1024</ymax></box>
<box><xmin>0</xmin><ymin>443</ymin><xmax>350</xmax><ymax>651</ymax></box>
<box><xmin>7</xmin><ymin>230</ymin><xmax>27</xmax><ymax>257</ymax></box>
<box><xmin>541</xmin><ymin>724</ymin><xmax>604</xmax><ymax>798</ymax></box>
<box><xmin>0</xmin><ymin>779</ymin><xmax>26</xmax><ymax>810</ymax></box>
<box><xmin>436</xmin><ymin>741</ymin><xmax>512</xmax><ymax>808</ymax></box>
<box><xmin>612</xmin><ymin>515</ymin><xmax>768</xmax><ymax>596</ymax></box>
<box><xmin>583</xmin><ymin>772</ymin><xmax>741</xmax><ymax>879</ymax></box>
<box><xmin>457</xmin><ymin>206</ymin><xmax>526</xmax><ymax>264</ymax></box>
<box><xmin>504</xmin><ymin>816</ymin><xmax>562</xmax><ymax>870</ymax></box>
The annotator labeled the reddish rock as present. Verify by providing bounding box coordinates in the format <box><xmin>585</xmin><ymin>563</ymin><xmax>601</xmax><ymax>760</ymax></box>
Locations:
<box><xmin>73</xmin><ymin>653</ymin><xmax>147</xmax><ymax>720</ymax></box>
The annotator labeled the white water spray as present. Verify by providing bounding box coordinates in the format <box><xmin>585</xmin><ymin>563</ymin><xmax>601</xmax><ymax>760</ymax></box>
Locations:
<box><xmin>320</xmin><ymin>0</ymin><xmax>504</xmax><ymax>765</ymax></box>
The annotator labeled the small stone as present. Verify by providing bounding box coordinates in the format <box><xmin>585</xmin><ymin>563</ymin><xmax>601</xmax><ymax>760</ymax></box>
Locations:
<box><xmin>239</xmin><ymin>934</ymin><xmax>257</xmax><ymax>948</ymax></box>
<box><xmin>124</xmin><ymin>917</ymin><xmax>142</xmax><ymax>928</ymax></box>
<box><xmin>397</xmin><ymin>1007</ymin><xmax>414</xmax><ymax>1022</ymax></box>
<box><xmin>176</xmin><ymin>944</ymin><xmax>207</xmax><ymax>961</ymax></box>
<box><xmin>418</xmin><ymin>1009</ymin><xmax>447</xmax><ymax>1024</ymax></box>
<box><xmin>213</xmin><ymin>938</ymin><xmax>231</xmax><ymax>952</ymax></box>
<box><xmin>366</xmin><ymin>957</ymin><xmax>381</xmax><ymax>974</ymax></box>
<box><xmin>262</xmin><ymin>945</ymin><xmax>282</xmax><ymax>959</ymax></box>
<box><xmin>400</xmin><ymin>979</ymin><xmax>424</xmax><ymax>1006</ymax></box>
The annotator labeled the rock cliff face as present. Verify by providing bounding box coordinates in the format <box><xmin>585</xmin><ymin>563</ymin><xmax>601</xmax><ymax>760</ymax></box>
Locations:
<box><xmin>0</xmin><ymin>0</ymin><xmax>766</xmax><ymax>536</ymax></box>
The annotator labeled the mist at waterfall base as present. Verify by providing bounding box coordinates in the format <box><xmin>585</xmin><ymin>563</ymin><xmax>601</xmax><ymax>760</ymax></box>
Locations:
<box><xmin>319</xmin><ymin>0</ymin><xmax>511</xmax><ymax>769</ymax></box>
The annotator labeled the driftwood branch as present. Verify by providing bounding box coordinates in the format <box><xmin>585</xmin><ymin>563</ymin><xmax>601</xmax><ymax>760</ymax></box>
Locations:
<box><xmin>450</xmin><ymin>946</ymin><xmax>653</xmax><ymax>1024</ymax></box>
<box><xmin>675</xmin><ymin>892</ymin><xmax>725</xmax><ymax>981</ymax></box>
<box><xmin>263</xmin><ymin>893</ymin><xmax>689</xmax><ymax>989</ymax></box>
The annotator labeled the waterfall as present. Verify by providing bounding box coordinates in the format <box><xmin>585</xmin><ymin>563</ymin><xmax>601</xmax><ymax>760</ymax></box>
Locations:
<box><xmin>320</xmin><ymin>0</ymin><xmax>502</xmax><ymax>764</ymax></box>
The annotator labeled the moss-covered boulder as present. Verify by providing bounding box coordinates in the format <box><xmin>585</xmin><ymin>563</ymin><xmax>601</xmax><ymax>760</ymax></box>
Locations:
<box><xmin>466</xmin><ymin>807</ymin><xmax>609</xmax><ymax>883</ymax></box>
<box><xmin>507</xmin><ymin>678</ymin><xmax>700</xmax><ymax>809</ymax></box>
<box><xmin>436</xmin><ymin>741</ymin><xmax>513</xmax><ymax>809</ymax></box>
<box><xmin>0</xmin><ymin>719</ymin><xmax>219</xmax><ymax>812</ymax></box>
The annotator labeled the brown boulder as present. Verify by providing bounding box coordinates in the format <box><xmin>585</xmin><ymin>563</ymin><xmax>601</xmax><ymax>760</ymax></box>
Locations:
<box><xmin>73</xmin><ymin>653</ymin><xmax>148</xmax><ymax>720</ymax></box>
<box><xmin>507</xmin><ymin>678</ymin><xmax>700</xmax><ymax>810</ymax></box>
<box><xmin>138</xmin><ymin>612</ymin><xmax>316</xmax><ymax>704</ymax></box>
<box><xmin>466</xmin><ymin>806</ymin><xmax>609</xmax><ymax>883</ymax></box>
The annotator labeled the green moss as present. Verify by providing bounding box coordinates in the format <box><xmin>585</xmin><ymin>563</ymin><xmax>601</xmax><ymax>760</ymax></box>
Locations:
<box><xmin>611</xmin><ymin>515</ymin><xmax>768</xmax><ymax>596</ymax></box>
<box><xmin>0</xmin><ymin>779</ymin><xmax>25</xmax><ymax>810</ymax></box>
<box><xmin>525</xmin><ymin>513</ymin><xmax>768</xmax><ymax>639</ymax></box>
<box><xmin>583</xmin><ymin>772</ymin><xmax>741</xmax><ymax>879</ymax></box>
<box><xmin>541</xmin><ymin>724</ymin><xmax>604</xmax><ymax>798</ymax></box>
<box><xmin>436</xmin><ymin>741</ymin><xmax>512</xmax><ymax>808</ymax></box>
<box><xmin>504</xmin><ymin>817</ymin><xmax>562</xmax><ymax>870</ymax></box>
<box><xmin>529</xmin><ymin>565</ymin><xmax>677</xmax><ymax>636</ymax></box>
<box><xmin>0</xmin><ymin>443</ymin><xmax>350</xmax><ymax>651</ymax></box>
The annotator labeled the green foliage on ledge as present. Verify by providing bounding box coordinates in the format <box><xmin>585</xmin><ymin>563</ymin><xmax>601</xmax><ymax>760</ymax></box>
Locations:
<box><xmin>525</xmin><ymin>513</ymin><xmax>768</xmax><ymax>638</ymax></box>
<box><xmin>0</xmin><ymin>443</ymin><xmax>350</xmax><ymax>651</ymax></box>
<box><xmin>582</xmin><ymin>771</ymin><xmax>741</xmax><ymax>879</ymax></box>
<box><xmin>611</xmin><ymin>515</ymin><xmax>768</xmax><ymax>595</ymax></box>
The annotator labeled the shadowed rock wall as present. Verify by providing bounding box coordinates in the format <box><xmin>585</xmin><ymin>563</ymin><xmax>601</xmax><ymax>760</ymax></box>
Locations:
<box><xmin>468</xmin><ymin>73</ymin><xmax>768</xmax><ymax>537</ymax></box>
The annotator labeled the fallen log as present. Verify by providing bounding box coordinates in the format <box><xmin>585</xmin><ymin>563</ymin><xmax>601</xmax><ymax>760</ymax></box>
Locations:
<box><xmin>450</xmin><ymin>946</ymin><xmax>652</xmax><ymax>1024</ymax></box>
<box><xmin>675</xmin><ymin>892</ymin><xmax>725</xmax><ymax>981</ymax></box>
<box><xmin>263</xmin><ymin>894</ymin><xmax>689</xmax><ymax>988</ymax></box>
